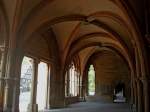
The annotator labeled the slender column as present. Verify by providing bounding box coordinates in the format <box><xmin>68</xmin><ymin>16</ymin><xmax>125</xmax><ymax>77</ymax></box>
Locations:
<box><xmin>136</xmin><ymin>79</ymin><xmax>143</xmax><ymax>112</ymax></box>
<box><xmin>78</xmin><ymin>72</ymin><xmax>80</xmax><ymax>97</ymax></box>
<box><xmin>130</xmin><ymin>70</ymin><xmax>134</xmax><ymax>104</ymax></box>
<box><xmin>78</xmin><ymin>74</ymin><xmax>81</xmax><ymax>97</ymax></box>
<box><xmin>28</xmin><ymin>59</ymin><xmax>39</xmax><ymax>112</ymax></box>
<box><xmin>46</xmin><ymin>64</ymin><xmax>50</xmax><ymax>109</ymax></box>
<box><xmin>134</xmin><ymin>46</ymin><xmax>145</xmax><ymax>112</ymax></box>
<box><xmin>0</xmin><ymin>47</ymin><xmax>5</xmax><ymax>111</ymax></box>
<box><xmin>133</xmin><ymin>80</ymin><xmax>138</xmax><ymax>111</ymax></box>
<box><xmin>141</xmin><ymin>77</ymin><xmax>150</xmax><ymax>112</ymax></box>
<box><xmin>131</xmin><ymin>81</ymin><xmax>135</xmax><ymax>104</ymax></box>
<box><xmin>66</xmin><ymin>70</ymin><xmax>70</xmax><ymax>96</ymax></box>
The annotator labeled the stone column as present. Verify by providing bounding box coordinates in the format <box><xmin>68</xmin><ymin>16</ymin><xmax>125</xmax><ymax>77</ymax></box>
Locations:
<box><xmin>136</xmin><ymin>79</ymin><xmax>144</xmax><ymax>112</ymax></box>
<box><xmin>0</xmin><ymin>47</ymin><xmax>5</xmax><ymax>111</ymax></box>
<box><xmin>49</xmin><ymin>64</ymin><xmax>65</xmax><ymax>108</ymax></box>
<box><xmin>66</xmin><ymin>70</ymin><xmax>70</xmax><ymax>97</ymax></box>
<box><xmin>3</xmin><ymin>49</ymin><xmax>22</xmax><ymax>112</ymax></box>
<box><xmin>141</xmin><ymin>77</ymin><xmax>149</xmax><ymax>112</ymax></box>
<box><xmin>131</xmin><ymin>81</ymin><xmax>135</xmax><ymax>104</ymax></box>
<box><xmin>79</xmin><ymin>74</ymin><xmax>82</xmax><ymax>98</ymax></box>
<box><xmin>12</xmin><ymin>54</ymin><xmax>23</xmax><ymax>112</ymax></box>
<box><xmin>28</xmin><ymin>59</ymin><xmax>39</xmax><ymax>112</ymax></box>
<box><xmin>46</xmin><ymin>64</ymin><xmax>50</xmax><ymax>109</ymax></box>
<box><xmin>3</xmin><ymin>77</ymin><xmax>19</xmax><ymax>112</ymax></box>
<box><xmin>133</xmin><ymin>80</ymin><xmax>138</xmax><ymax>112</ymax></box>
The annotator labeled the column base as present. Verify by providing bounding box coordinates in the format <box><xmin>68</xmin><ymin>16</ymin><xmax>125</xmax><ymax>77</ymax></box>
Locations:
<box><xmin>28</xmin><ymin>104</ymin><xmax>38</xmax><ymax>112</ymax></box>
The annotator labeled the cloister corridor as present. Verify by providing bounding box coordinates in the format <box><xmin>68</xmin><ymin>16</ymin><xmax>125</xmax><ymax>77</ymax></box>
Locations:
<box><xmin>0</xmin><ymin>0</ymin><xmax>150</xmax><ymax>112</ymax></box>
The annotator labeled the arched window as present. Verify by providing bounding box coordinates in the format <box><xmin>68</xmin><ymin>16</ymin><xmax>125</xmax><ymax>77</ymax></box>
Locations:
<box><xmin>88</xmin><ymin>65</ymin><xmax>95</xmax><ymax>96</ymax></box>
<box><xmin>65</xmin><ymin>62</ymin><xmax>80</xmax><ymax>97</ymax></box>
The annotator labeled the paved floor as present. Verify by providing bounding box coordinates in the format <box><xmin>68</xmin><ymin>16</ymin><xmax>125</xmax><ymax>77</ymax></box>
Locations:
<box><xmin>45</xmin><ymin>102</ymin><xmax>132</xmax><ymax>112</ymax></box>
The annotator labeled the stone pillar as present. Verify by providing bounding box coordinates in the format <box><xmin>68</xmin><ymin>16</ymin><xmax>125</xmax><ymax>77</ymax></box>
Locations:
<box><xmin>80</xmin><ymin>76</ymin><xmax>83</xmax><ymax>98</ymax></box>
<box><xmin>130</xmin><ymin>70</ymin><xmax>135</xmax><ymax>105</ymax></box>
<box><xmin>133</xmin><ymin>80</ymin><xmax>138</xmax><ymax>111</ymax></box>
<box><xmin>3</xmin><ymin>77</ymin><xmax>19</xmax><ymax>112</ymax></box>
<box><xmin>141</xmin><ymin>77</ymin><xmax>149</xmax><ymax>112</ymax></box>
<box><xmin>66</xmin><ymin>70</ymin><xmax>70</xmax><ymax>97</ymax></box>
<box><xmin>49</xmin><ymin>64</ymin><xmax>65</xmax><ymax>108</ymax></box>
<box><xmin>136</xmin><ymin>79</ymin><xmax>144</xmax><ymax>112</ymax></box>
<box><xmin>79</xmin><ymin>74</ymin><xmax>82</xmax><ymax>98</ymax></box>
<box><xmin>28</xmin><ymin>59</ymin><xmax>39</xmax><ymax>112</ymax></box>
<box><xmin>46</xmin><ymin>63</ymin><xmax>50</xmax><ymax>109</ymax></box>
<box><xmin>130</xmin><ymin>80</ymin><xmax>134</xmax><ymax>104</ymax></box>
<box><xmin>0</xmin><ymin>47</ymin><xmax>5</xmax><ymax>111</ymax></box>
<box><xmin>3</xmin><ymin>49</ymin><xmax>22</xmax><ymax>112</ymax></box>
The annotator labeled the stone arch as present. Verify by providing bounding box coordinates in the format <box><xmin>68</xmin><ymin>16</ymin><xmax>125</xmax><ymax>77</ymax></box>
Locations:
<box><xmin>82</xmin><ymin>49</ymin><xmax>131</xmax><ymax>102</ymax></box>
<box><xmin>66</xmin><ymin>32</ymin><xmax>134</xmax><ymax>73</ymax></box>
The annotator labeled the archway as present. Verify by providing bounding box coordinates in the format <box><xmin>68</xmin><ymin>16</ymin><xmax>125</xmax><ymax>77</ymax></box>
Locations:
<box><xmin>83</xmin><ymin>50</ymin><xmax>130</xmax><ymax>103</ymax></box>
<box><xmin>88</xmin><ymin>65</ymin><xmax>95</xmax><ymax>96</ymax></box>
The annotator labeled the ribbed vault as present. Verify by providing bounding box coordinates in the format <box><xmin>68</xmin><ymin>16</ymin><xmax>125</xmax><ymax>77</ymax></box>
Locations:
<box><xmin>0</xmin><ymin>1</ymin><xmax>149</xmax><ymax>112</ymax></box>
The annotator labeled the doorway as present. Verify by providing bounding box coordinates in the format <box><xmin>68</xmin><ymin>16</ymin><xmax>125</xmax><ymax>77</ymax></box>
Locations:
<box><xmin>113</xmin><ymin>82</ymin><xmax>126</xmax><ymax>103</ymax></box>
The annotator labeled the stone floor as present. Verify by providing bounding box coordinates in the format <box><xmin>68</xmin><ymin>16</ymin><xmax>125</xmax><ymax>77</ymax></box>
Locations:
<box><xmin>45</xmin><ymin>102</ymin><xmax>132</xmax><ymax>112</ymax></box>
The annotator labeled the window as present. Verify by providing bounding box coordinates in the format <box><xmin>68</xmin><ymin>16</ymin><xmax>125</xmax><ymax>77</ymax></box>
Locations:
<box><xmin>19</xmin><ymin>56</ymin><xmax>34</xmax><ymax>112</ymax></box>
<box><xmin>88</xmin><ymin>65</ymin><xmax>95</xmax><ymax>96</ymax></box>
<box><xmin>65</xmin><ymin>63</ymin><xmax>79</xmax><ymax>97</ymax></box>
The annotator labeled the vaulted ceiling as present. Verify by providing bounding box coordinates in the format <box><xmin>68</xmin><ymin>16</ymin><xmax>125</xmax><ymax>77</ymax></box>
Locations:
<box><xmin>1</xmin><ymin>0</ymin><xmax>149</xmax><ymax>73</ymax></box>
